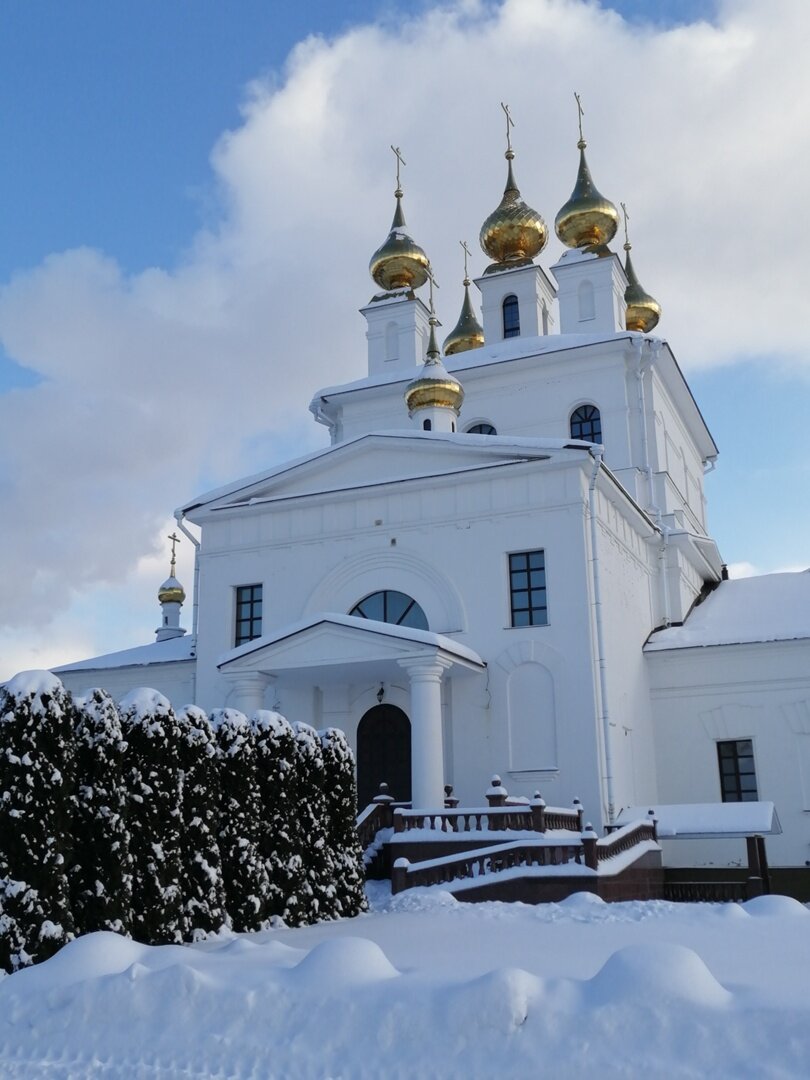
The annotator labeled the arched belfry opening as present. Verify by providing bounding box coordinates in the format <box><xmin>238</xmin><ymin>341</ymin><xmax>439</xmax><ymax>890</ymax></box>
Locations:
<box><xmin>356</xmin><ymin>704</ymin><xmax>412</xmax><ymax>809</ymax></box>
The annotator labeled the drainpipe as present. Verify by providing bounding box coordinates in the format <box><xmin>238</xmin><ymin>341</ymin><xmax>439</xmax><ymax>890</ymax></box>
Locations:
<box><xmin>588</xmin><ymin>446</ymin><xmax>616</xmax><ymax>825</ymax></box>
<box><xmin>634</xmin><ymin>338</ymin><xmax>670</xmax><ymax>628</ymax></box>
<box><xmin>174</xmin><ymin>509</ymin><xmax>200</xmax><ymax>701</ymax></box>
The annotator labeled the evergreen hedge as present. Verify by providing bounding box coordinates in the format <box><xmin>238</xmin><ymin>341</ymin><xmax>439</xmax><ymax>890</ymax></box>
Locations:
<box><xmin>0</xmin><ymin>672</ymin><xmax>367</xmax><ymax>974</ymax></box>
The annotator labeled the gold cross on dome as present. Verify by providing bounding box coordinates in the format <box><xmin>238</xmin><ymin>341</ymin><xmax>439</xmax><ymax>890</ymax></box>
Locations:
<box><xmin>500</xmin><ymin>101</ymin><xmax>514</xmax><ymax>153</ymax></box>
<box><xmin>574</xmin><ymin>91</ymin><xmax>585</xmax><ymax>142</ymax></box>
<box><xmin>621</xmin><ymin>202</ymin><xmax>630</xmax><ymax>246</ymax></box>
<box><xmin>167</xmin><ymin>531</ymin><xmax>181</xmax><ymax>570</ymax></box>
<box><xmin>460</xmin><ymin>240</ymin><xmax>472</xmax><ymax>280</ymax></box>
<box><xmin>390</xmin><ymin>145</ymin><xmax>406</xmax><ymax>190</ymax></box>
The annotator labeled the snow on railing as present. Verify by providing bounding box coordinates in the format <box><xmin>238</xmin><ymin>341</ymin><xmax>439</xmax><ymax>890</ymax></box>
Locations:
<box><xmin>391</xmin><ymin>838</ymin><xmax>587</xmax><ymax>893</ymax></box>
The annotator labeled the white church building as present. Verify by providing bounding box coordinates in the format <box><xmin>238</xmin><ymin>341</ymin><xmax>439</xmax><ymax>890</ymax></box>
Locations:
<box><xmin>56</xmin><ymin>124</ymin><xmax>810</xmax><ymax>875</ymax></box>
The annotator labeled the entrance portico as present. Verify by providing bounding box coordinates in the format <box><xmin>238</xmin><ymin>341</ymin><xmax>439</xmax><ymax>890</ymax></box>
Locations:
<box><xmin>218</xmin><ymin>613</ymin><xmax>486</xmax><ymax>808</ymax></box>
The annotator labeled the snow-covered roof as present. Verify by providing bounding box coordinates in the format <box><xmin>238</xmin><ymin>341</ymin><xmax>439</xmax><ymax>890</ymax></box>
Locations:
<box><xmin>218</xmin><ymin>612</ymin><xmax>485</xmax><ymax>671</ymax></box>
<box><xmin>312</xmin><ymin>331</ymin><xmax>636</xmax><ymax>401</ymax></box>
<box><xmin>53</xmin><ymin>634</ymin><xmax>195</xmax><ymax>673</ymax></box>
<box><xmin>645</xmin><ymin>571</ymin><xmax>810</xmax><ymax>651</ymax></box>
<box><xmin>180</xmin><ymin>430</ymin><xmax>593</xmax><ymax>515</ymax></box>
<box><xmin>616</xmin><ymin>802</ymin><xmax>781</xmax><ymax>837</ymax></box>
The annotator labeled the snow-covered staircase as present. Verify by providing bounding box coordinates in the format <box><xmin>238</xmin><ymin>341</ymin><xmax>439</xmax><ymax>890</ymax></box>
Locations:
<box><xmin>357</xmin><ymin>778</ymin><xmax>664</xmax><ymax>904</ymax></box>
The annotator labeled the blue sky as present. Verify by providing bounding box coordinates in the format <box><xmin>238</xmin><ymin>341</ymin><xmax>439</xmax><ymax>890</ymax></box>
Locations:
<box><xmin>1</xmin><ymin>0</ymin><xmax>808</xmax><ymax>676</ymax></box>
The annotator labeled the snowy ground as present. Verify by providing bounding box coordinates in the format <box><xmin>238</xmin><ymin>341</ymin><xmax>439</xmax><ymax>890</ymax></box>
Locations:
<box><xmin>1</xmin><ymin>884</ymin><xmax>809</xmax><ymax>1079</ymax></box>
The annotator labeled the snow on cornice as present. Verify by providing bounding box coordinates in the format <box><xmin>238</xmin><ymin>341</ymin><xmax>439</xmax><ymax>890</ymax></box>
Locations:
<box><xmin>179</xmin><ymin>430</ymin><xmax>594</xmax><ymax>515</ymax></box>
<box><xmin>312</xmin><ymin>331</ymin><xmax>643</xmax><ymax>403</ymax></box>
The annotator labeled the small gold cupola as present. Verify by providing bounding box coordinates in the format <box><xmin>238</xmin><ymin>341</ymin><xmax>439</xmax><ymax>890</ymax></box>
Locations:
<box><xmin>158</xmin><ymin>544</ymin><xmax>186</xmax><ymax>607</ymax></box>
<box><xmin>156</xmin><ymin>532</ymin><xmax>188</xmax><ymax>642</ymax></box>
<box><xmin>479</xmin><ymin>103</ymin><xmax>548</xmax><ymax>273</ymax></box>
<box><xmin>555</xmin><ymin>93</ymin><xmax>619</xmax><ymax>251</ymax></box>
<box><xmin>405</xmin><ymin>270</ymin><xmax>464</xmax><ymax>427</ymax></box>
<box><xmin>443</xmin><ymin>241</ymin><xmax>485</xmax><ymax>356</ymax></box>
<box><xmin>369</xmin><ymin>145</ymin><xmax>430</xmax><ymax>293</ymax></box>
<box><xmin>621</xmin><ymin>202</ymin><xmax>661</xmax><ymax>333</ymax></box>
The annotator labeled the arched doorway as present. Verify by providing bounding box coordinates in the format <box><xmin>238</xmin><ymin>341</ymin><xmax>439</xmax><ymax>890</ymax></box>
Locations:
<box><xmin>356</xmin><ymin>704</ymin><xmax>411</xmax><ymax>809</ymax></box>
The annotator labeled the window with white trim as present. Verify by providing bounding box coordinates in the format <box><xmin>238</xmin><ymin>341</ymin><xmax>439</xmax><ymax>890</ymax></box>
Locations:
<box><xmin>508</xmin><ymin>550</ymin><xmax>548</xmax><ymax>627</ymax></box>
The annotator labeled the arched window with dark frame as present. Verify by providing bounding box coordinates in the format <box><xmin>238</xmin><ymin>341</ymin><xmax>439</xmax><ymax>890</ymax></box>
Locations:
<box><xmin>466</xmin><ymin>422</ymin><xmax>497</xmax><ymax>435</ymax></box>
<box><xmin>349</xmin><ymin>590</ymin><xmax>429</xmax><ymax>631</ymax></box>
<box><xmin>570</xmin><ymin>404</ymin><xmax>602</xmax><ymax>444</ymax></box>
<box><xmin>502</xmin><ymin>294</ymin><xmax>520</xmax><ymax>338</ymax></box>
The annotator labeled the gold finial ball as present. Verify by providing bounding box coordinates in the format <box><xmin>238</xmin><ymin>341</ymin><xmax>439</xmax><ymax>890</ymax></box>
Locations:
<box><xmin>555</xmin><ymin>147</ymin><xmax>620</xmax><ymax>250</ymax></box>
<box><xmin>158</xmin><ymin>577</ymin><xmax>186</xmax><ymax>605</ymax></box>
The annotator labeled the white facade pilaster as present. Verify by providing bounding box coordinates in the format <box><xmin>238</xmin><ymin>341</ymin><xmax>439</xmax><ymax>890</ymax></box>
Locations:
<box><xmin>398</xmin><ymin>655</ymin><xmax>452</xmax><ymax>808</ymax></box>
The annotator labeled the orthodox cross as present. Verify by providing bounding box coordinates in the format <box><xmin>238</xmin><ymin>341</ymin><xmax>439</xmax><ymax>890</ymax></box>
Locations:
<box><xmin>167</xmin><ymin>531</ymin><xmax>181</xmax><ymax>571</ymax></box>
<box><xmin>574</xmin><ymin>91</ymin><xmax>585</xmax><ymax>142</ymax></box>
<box><xmin>390</xmin><ymin>145</ymin><xmax>406</xmax><ymax>191</ymax></box>
<box><xmin>426</xmin><ymin>263</ymin><xmax>440</xmax><ymax>315</ymax></box>
<box><xmin>621</xmin><ymin>202</ymin><xmax>631</xmax><ymax>247</ymax></box>
<box><xmin>460</xmin><ymin>239</ymin><xmax>473</xmax><ymax>282</ymax></box>
<box><xmin>500</xmin><ymin>101</ymin><xmax>514</xmax><ymax>153</ymax></box>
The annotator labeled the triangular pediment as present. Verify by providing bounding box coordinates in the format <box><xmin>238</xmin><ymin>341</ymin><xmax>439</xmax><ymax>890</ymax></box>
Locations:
<box><xmin>185</xmin><ymin>432</ymin><xmax>564</xmax><ymax>517</ymax></box>
<box><xmin>217</xmin><ymin>613</ymin><xmax>485</xmax><ymax>682</ymax></box>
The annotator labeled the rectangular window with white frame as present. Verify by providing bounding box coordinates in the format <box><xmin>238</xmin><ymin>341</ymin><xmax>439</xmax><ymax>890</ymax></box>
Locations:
<box><xmin>235</xmin><ymin>584</ymin><xmax>263</xmax><ymax>646</ymax></box>
<box><xmin>508</xmin><ymin>550</ymin><xmax>548</xmax><ymax>627</ymax></box>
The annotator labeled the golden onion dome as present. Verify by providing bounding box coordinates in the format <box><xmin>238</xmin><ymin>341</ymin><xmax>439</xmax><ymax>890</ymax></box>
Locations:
<box><xmin>158</xmin><ymin>575</ymin><xmax>186</xmax><ymax>606</ymax></box>
<box><xmin>369</xmin><ymin>188</ymin><xmax>430</xmax><ymax>292</ymax></box>
<box><xmin>443</xmin><ymin>278</ymin><xmax>485</xmax><ymax>356</ymax></box>
<box><xmin>624</xmin><ymin>242</ymin><xmax>661</xmax><ymax>333</ymax></box>
<box><xmin>555</xmin><ymin>139</ymin><xmax>620</xmax><ymax>250</ymax></box>
<box><xmin>405</xmin><ymin>316</ymin><xmax>464</xmax><ymax>415</ymax></box>
<box><xmin>479</xmin><ymin>151</ymin><xmax>548</xmax><ymax>270</ymax></box>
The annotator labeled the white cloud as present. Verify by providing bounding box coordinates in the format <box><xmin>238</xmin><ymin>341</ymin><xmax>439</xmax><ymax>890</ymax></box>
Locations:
<box><xmin>1</xmin><ymin>0</ymin><xmax>809</xmax><ymax>672</ymax></box>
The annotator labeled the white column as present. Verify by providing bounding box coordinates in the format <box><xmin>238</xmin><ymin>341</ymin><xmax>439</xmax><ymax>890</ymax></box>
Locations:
<box><xmin>222</xmin><ymin>671</ymin><xmax>272</xmax><ymax>718</ymax></box>
<box><xmin>398</xmin><ymin>655</ymin><xmax>452</xmax><ymax>809</ymax></box>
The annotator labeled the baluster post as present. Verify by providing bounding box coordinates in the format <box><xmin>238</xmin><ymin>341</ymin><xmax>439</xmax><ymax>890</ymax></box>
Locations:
<box><xmin>373</xmin><ymin>782</ymin><xmax>395</xmax><ymax>829</ymax></box>
<box><xmin>391</xmin><ymin>857</ymin><xmax>409</xmax><ymax>895</ymax></box>
<box><xmin>531</xmin><ymin>791</ymin><xmax>546</xmax><ymax>833</ymax></box>
<box><xmin>581</xmin><ymin>823</ymin><xmax>599</xmax><ymax>870</ymax></box>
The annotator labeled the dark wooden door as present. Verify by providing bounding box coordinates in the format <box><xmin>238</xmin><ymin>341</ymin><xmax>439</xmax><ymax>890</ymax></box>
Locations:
<box><xmin>356</xmin><ymin>704</ymin><xmax>411</xmax><ymax>809</ymax></box>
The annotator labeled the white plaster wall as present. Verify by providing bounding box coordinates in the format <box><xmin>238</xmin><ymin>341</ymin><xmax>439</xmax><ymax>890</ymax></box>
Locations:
<box><xmin>58</xmin><ymin>661</ymin><xmax>196</xmax><ymax>711</ymax></box>
<box><xmin>585</xmin><ymin>484</ymin><xmax>660</xmax><ymax>822</ymax></box>
<box><xmin>647</xmin><ymin>639</ymin><xmax>810</xmax><ymax>868</ymax></box>
<box><xmin>191</xmin><ymin>455</ymin><xmax>640</xmax><ymax>820</ymax></box>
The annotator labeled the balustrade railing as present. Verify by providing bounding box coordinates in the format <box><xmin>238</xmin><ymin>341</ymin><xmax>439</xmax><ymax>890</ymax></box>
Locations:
<box><xmin>391</xmin><ymin>839</ymin><xmax>586</xmax><ymax>893</ymax></box>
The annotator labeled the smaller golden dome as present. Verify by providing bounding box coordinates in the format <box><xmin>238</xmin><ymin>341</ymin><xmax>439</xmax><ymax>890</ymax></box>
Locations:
<box><xmin>624</xmin><ymin>243</ymin><xmax>661</xmax><ymax>333</ymax></box>
<box><xmin>555</xmin><ymin>140</ymin><xmax>619</xmax><ymax>250</ymax></box>
<box><xmin>405</xmin><ymin>316</ymin><xmax>464</xmax><ymax>415</ymax></box>
<box><xmin>158</xmin><ymin>576</ymin><xmax>186</xmax><ymax>605</ymax></box>
<box><xmin>369</xmin><ymin>189</ymin><xmax>430</xmax><ymax>292</ymax></box>
<box><xmin>443</xmin><ymin>279</ymin><xmax>485</xmax><ymax>356</ymax></box>
<box><xmin>480</xmin><ymin>152</ymin><xmax>548</xmax><ymax>271</ymax></box>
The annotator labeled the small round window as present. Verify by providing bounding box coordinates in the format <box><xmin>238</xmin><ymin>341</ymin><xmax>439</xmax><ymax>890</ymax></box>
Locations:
<box><xmin>349</xmin><ymin>590</ymin><xmax>428</xmax><ymax>630</ymax></box>
<box><xmin>466</xmin><ymin>423</ymin><xmax>497</xmax><ymax>435</ymax></box>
